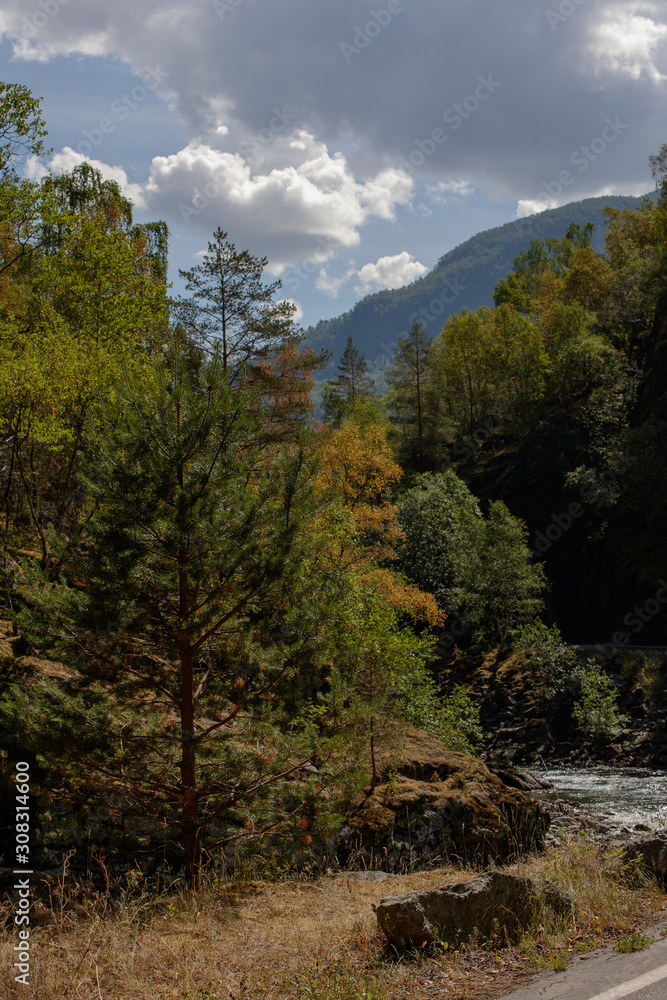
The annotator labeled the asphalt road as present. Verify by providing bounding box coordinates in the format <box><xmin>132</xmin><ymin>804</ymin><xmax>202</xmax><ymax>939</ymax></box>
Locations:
<box><xmin>498</xmin><ymin>923</ymin><xmax>667</xmax><ymax>1000</ymax></box>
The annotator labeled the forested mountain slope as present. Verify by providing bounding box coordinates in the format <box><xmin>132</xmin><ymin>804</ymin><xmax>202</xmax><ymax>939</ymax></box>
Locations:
<box><xmin>307</xmin><ymin>193</ymin><xmax>658</xmax><ymax>371</ymax></box>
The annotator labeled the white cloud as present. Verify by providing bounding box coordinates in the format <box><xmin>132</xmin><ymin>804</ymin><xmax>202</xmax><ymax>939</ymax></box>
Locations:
<box><xmin>425</xmin><ymin>180</ymin><xmax>474</xmax><ymax>206</ymax></box>
<box><xmin>516</xmin><ymin>175</ymin><xmax>655</xmax><ymax>218</ymax></box>
<box><xmin>0</xmin><ymin>0</ymin><xmax>664</xmax><ymax>231</ymax></box>
<box><xmin>278</xmin><ymin>298</ymin><xmax>303</xmax><ymax>322</ymax></box>
<box><xmin>142</xmin><ymin>134</ymin><xmax>414</xmax><ymax>269</ymax></box>
<box><xmin>315</xmin><ymin>251</ymin><xmax>428</xmax><ymax>299</ymax></box>
<box><xmin>587</xmin><ymin>7</ymin><xmax>667</xmax><ymax>81</ymax></box>
<box><xmin>354</xmin><ymin>252</ymin><xmax>428</xmax><ymax>295</ymax></box>
<box><xmin>315</xmin><ymin>266</ymin><xmax>357</xmax><ymax>297</ymax></box>
<box><xmin>516</xmin><ymin>197</ymin><xmax>558</xmax><ymax>218</ymax></box>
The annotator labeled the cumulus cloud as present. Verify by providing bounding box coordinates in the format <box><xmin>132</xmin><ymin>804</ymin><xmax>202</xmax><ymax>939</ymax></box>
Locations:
<box><xmin>315</xmin><ymin>266</ymin><xmax>357</xmax><ymax>297</ymax></box>
<box><xmin>315</xmin><ymin>252</ymin><xmax>427</xmax><ymax>298</ymax></box>
<box><xmin>516</xmin><ymin>196</ymin><xmax>558</xmax><ymax>219</ymax></box>
<box><xmin>354</xmin><ymin>252</ymin><xmax>428</xmax><ymax>294</ymax></box>
<box><xmin>142</xmin><ymin>134</ymin><xmax>414</xmax><ymax>269</ymax></box>
<box><xmin>587</xmin><ymin>6</ymin><xmax>667</xmax><ymax>81</ymax></box>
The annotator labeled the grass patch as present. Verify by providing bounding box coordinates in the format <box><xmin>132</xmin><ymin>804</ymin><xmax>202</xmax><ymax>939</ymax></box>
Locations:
<box><xmin>1</xmin><ymin>834</ymin><xmax>665</xmax><ymax>999</ymax></box>
<box><xmin>616</xmin><ymin>932</ymin><xmax>653</xmax><ymax>953</ymax></box>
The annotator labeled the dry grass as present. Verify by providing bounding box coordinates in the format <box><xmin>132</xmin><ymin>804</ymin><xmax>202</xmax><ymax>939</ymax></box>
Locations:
<box><xmin>2</xmin><ymin>835</ymin><xmax>665</xmax><ymax>1000</ymax></box>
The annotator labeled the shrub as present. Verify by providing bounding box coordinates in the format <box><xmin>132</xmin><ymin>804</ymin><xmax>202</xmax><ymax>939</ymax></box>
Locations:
<box><xmin>513</xmin><ymin>620</ymin><xmax>577</xmax><ymax>705</ymax></box>
<box><xmin>393</xmin><ymin>667</ymin><xmax>482</xmax><ymax>754</ymax></box>
<box><xmin>572</xmin><ymin>660</ymin><xmax>625</xmax><ymax>742</ymax></box>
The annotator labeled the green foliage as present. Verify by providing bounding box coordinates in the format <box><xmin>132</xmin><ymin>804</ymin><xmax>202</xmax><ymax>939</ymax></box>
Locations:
<box><xmin>513</xmin><ymin>620</ymin><xmax>577</xmax><ymax>705</ymax></box>
<box><xmin>598</xmin><ymin>202</ymin><xmax>664</xmax><ymax>347</ymax></box>
<box><xmin>324</xmin><ymin>335</ymin><xmax>374</xmax><ymax>418</ymax></box>
<box><xmin>176</xmin><ymin>226</ymin><xmax>311</xmax><ymax>378</ymax></box>
<box><xmin>458</xmin><ymin>502</ymin><xmax>547</xmax><ymax>645</ymax></box>
<box><xmin>430</xmin><ymin>307</ymin><xmax>495</xmax><ymax>435</ymax></box>
<box><xmin>322</xmin><ymin>578</ymin><xmax>481</xmax><ymax>781</ymax></box>
<box><xmin>0</xmin><ymin>161</ymin><xmax>169</xmax><ymax>554</ymax></box>
<box><xmin>511</xmin><ymin>222</ymin><xmax>595</xmax><ymax>300</ymax></box>
<box><xmin>515</xmin><ymin>624</ymin><xmax>625</xmax><ymax>742</ymax></box>
<box><xmin>306</xmin><ymin>195</ymin><xmax>648</xmax><ymax>365</ymax></box>
<box><xmin>490</xmin><ymin>302</ymin><xmax>547</xmax><ymax>421</ymax></box>
<box><xmin>0</xmin><ymin>81</ymin><xmax>49</xmax><ymax>172</ymax></box>
<box><xmin>564</xmin><ymin>355</ymin><xmax>640</xmax><ymax>516</ymax></box>
<box><xmin>431</xmin><ymin>304</ymin><xmax>546</xmax><ymax>437</ymax></box>
<box><xmin>386</xmin><ymin>320</ymin><xmax>452</xmax><ymax>470</ymax></box>
<box><xmin>395</xmin><ymin>483</ymin><xmax>545</xmax><ymax>648</ymax></box>
<box><xmin>616</xmin><ymin>932</ymin><xmax>653</xmax><ymax>953</ymax></box>
<box><xmin>572</xmin><ymin>660</ymin><xmax>624</xmax><ymax>743</ymax></box>
<box><xmin>7</xmin><ymin>340</ymin><xmax>351</xmax><ymax>882</ymax></box>
<box><xmin>493</xmin><ymin>271</ymin><xmax>531</xmax><ymax>313</ymax></box>
<box><xmin>393</xmin><ymin>471</ymin><xmax>481</xmax><ymax>608</ymax></box>
<box><xmin>393</xmin><ymin>673</ymin><xmax>482</xmax><ymax>754</ymax></box>
<box><xmin>549</xmin><ymin>329</ymin><xmax>616</xmax><ymax>400</ymax></box>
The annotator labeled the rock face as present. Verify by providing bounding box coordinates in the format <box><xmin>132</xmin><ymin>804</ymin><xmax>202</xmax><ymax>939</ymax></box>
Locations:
<box><xmin>336</xmin><ymin>728</ymin><xmax>550</xmax><ymax>872</ymax></box>
<box><xmin>623</xmin><ymin>831</ymin><xmax>667</xmax><ymax>882</ymax></box>
<box><xmin>376</xmin><ymin>870</ymin><xmax>575</xmax><ymax>947</ymax></box>
<box><xmin>436</xmin><ymin>648</ymin><xmax>667</xmax><ymax>769</ymax></box>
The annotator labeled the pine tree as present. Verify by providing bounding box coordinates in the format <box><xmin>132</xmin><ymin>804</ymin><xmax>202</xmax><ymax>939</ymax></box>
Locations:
<box><xmin>176</xmin><ymin>228</ymin><xmax>329</xmax><ymax>434</ymax></box>
<box><xmin>386</xmin><ymin>321</ymin><xmax>451</xmax><ymax>471</ymax></box>
<box><xmin>323</xmin><ymin>336</ymin><xmax>375</xmax><ymax>420</ymax></box>
<box><xmin>177</xmin><ymin>227</ymin><xmax>285</xmax><ymax>376</ymax></box>
<box><xmin>8</xmin><ymin>340</ymin><xmax>341</xmax><ymax>886</ymax></box>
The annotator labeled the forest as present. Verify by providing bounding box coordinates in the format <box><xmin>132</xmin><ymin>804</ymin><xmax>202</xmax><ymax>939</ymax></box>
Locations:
<box><xmin>1</xmin><ymin>78</ymin><xmax>667</xmax><ymax>949</ymax></box>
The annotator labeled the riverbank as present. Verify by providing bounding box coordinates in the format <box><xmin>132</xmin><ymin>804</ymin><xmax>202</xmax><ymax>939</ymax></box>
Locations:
<box><xmin>434</xmin><ymin>647</ymin><xmax>667</xmax><ymax>769</ymax></box>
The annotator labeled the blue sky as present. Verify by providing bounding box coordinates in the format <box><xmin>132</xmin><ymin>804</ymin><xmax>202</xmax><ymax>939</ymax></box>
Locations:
<box><xmin>0</xmin><ymin>0</ymin><xmax>665</xmax><ymax>328</ymax></box>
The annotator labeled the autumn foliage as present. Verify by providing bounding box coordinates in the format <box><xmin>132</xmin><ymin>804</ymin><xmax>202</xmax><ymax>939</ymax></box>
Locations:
<box><xmin>314</xmin><ymin>419</ymin><xmax>444</xmax><ymax>627</ymax></box>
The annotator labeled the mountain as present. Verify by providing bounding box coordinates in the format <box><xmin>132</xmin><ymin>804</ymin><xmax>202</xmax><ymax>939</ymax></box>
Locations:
<box><xmin>306</xmin><ymin>193</ymin><xmax>658</xmax><ymax>378</ymax></box>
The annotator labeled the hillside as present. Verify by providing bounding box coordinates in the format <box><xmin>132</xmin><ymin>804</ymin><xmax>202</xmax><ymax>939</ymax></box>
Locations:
<box><xmin>306</xmin><ymin>192</ymin><xmax>658</xmax><ymax>373</ymax></box>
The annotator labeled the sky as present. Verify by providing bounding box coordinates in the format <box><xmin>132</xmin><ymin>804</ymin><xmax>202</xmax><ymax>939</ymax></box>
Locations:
<box><xmin>0</xmin><ymin>0</ymin><xmax>665</xmax><ymax>329</ymax></box>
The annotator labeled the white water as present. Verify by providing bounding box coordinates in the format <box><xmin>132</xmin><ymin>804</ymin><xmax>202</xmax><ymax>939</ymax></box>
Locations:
<box><xmin>529</xmin><ymin>767</ymin><xmax>667</xmax><ymax>833</ymax></box>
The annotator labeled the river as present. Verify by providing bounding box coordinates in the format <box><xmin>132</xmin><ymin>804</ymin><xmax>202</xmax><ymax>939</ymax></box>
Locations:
<box><xmin>529</xmin><ymin>766</ymin><xmax>667</xmax><ymax>834</ymax></box>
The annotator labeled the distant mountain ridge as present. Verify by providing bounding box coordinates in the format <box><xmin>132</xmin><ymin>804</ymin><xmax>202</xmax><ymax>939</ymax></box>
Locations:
<box><xmin>306</xmin><ymin>193</ymin><xmax>657</xmax><ymax>377</ymax></box>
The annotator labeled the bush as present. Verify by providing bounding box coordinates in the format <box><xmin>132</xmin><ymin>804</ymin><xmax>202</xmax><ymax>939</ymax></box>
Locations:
<box><xmin>459</xmin><ymin>502</ymin><xmax>547</xmax><ymax>645</ymax></box>
<box><xmin>394</xmin><ymin>471</ymin><xmax>481</xmax><ymax>609</ymax></box>
<box><xmin>513</xmin><ymin>620</ymin><xmax>577</xmax><ymax>705</ymax></box>
<box><xmin>572</xmin><ymin>660</ymin><xmax>624</xmax><ymax>743</ymax></box>
<box><xmin>392</xmin><ymin>667</ymin><xmax>482</xmax><ymax>754</ymax></box>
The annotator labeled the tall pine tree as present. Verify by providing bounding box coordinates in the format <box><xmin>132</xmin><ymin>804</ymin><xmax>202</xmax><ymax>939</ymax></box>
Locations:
<box><xmin>386</xmin><ymin>321</ymin><xmax>452</xmax><ymax>471</ymax></box>
<box><xmin>176</xmin><ymin>227</ymin><xmax>329</xmax><ymax>434</ymax></box>
<box><xmin>322</xmin><ymin>336</ymin><xmax>375</xmax><ymax>423</ymax></box>
<box><xmin>8</xmin><ymin>339</ymin><xmax>342</xmax><ymax>886</ymax></box>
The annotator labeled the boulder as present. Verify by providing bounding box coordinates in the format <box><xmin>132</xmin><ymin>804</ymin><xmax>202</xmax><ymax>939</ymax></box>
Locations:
<box><xmin>376</xmin><ymin>870</ymin><xmax>575</xmax><ymax>948</ymax></box>
<box><xmin>623</xmin><ymin>830</ymin><xmax>667</xmax><ymax>882</ymax></box>
<box><xmin>484</xmin><ymin>759</ymin><xmax>554</xmax><ymax>792</ymax></box>
<box><xmin>336</xmin><ymin>728</ymin><xmax>550</xmax><ymax>872</ymax></box>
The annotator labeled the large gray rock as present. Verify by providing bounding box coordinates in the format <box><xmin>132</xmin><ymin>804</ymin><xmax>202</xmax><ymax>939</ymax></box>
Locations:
<box><xmin>623</xmin><ymin>830</ymin><xmax>667</xmax><ymax>882</ymax></box>
<box><xmin>376</xmin><ymin>870</ymin><xmax>575</xmax><ymax>948</ymax></box>
<box><xmin>337</xmin><ymin>728</ymin><xmax>550</xmax><ymax>872</ymax></box>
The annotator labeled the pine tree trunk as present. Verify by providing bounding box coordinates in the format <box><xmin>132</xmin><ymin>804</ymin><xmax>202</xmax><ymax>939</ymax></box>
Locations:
<box><xmin>177</xmin><ymin>440</ymin><xmax>201</xmax><ymax>888</ymax></box>
<box><xmin>180</xmin><ymin>641</ymin><xmax>201</xmax><ymax>888</ymax></box>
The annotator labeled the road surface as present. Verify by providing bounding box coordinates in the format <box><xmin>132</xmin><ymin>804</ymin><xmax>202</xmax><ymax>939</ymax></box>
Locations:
<box><xmin>498</xmin><ymin>922</ymin><xmax>667</xmax><ymax>1000</ymax></box>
